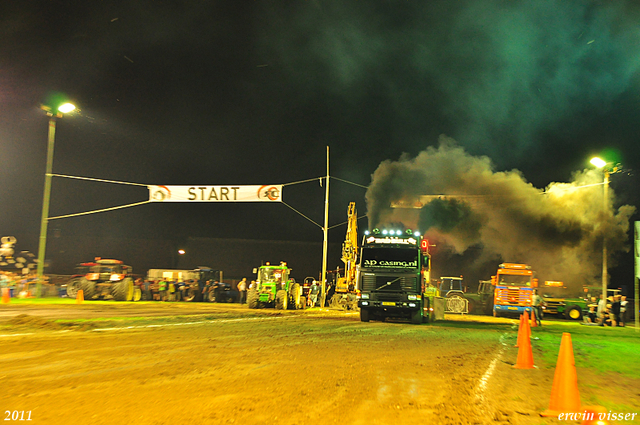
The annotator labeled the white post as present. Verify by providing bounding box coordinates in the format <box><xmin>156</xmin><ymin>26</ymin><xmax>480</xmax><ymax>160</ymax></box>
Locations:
<box><xmin>602</xmin><ymin>170</ymin><xmax>609</xmax><ymax>302</ymax></box>
<box><xmin>320</xmin><ymin>146</ymin><xmax>329</xmax><ymax>308</ymax></box>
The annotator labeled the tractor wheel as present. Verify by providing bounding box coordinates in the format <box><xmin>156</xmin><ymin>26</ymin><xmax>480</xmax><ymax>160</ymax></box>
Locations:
<box><xmin>360</xmin><ymin>308</ymin><xmax>370</xmax><ymax>322</ymax></box>
<box><xmin>467</xmin><ymin>300</ymin><xmax>476</xmax><ymax>314</ymax></box>
<box><xmin>78</xmin><ymin>278</ymin><xmax>96</xmax><ymax>300</ymax></box>
<box><xmin>493</xmin><ymin>310</ymin><xmax>498</xmax><ymax>317</ymax></box>
<box><xmin>565</xmin><ymin>305</ymin><xmax>582</xmax><ymax>320</ymax></box>
<box><xmin>183</xmin><ymin>287</ymin><xmax>198</xmax><ymax>302</ymax></box>
<box><xmin>207</xmin><ymin>290</ymin><xmax>216</xmax><ymax>303</ymax></box>
<box><xmin>247</xmin><ymin>288</ymin><xmax>259</xmax><ymax>309</ymax></box>
<box><xmin>112</xmin><ymin>278</ymin><xmax>134</xmax><ymax>301</ymax></box>
<box><xmin>411</xmin><ymin>309</ymin><xmax>423</xmax><ymax>325</ymax></box>
<box><xmin>66</xmin><ymin>277</ymin><xmax>82</xmax><ymax>298</ymax></box>
<box><xmin>299</xmin><ymin>296</ymin><xmax>307</xmax><ymax>310</ymax></box>
<box><xmin>133</xmin><ymin>286</ymin><xmax>142</xmax><ymax>302</ymax></box>
<box><xmin>288</xmin><ymin>283</ymin><xmax>301</xmax><ymax>309</ymax></box>
<box><xmin>275</xmin><ymin>289</ymin><xmax>288</xmax><ymax>310</ymax></box>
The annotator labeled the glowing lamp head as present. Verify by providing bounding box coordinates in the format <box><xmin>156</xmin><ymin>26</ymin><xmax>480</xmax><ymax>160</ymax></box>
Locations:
<box><xmin>58</xmin><ymin>103</ymin><xmax>76</xmax><ymax>114</ymax></box>
<box><xmin>414</xmin><ymin>231</ymin><xmax>421</xmax><ymax>237</ymax></box>
<box><xmin>382</xmin><ymin>230</ymin><xmax>388</xmax><ymax>235</ymax></box>
<box><xmin>590</xmin><ymin>157</ymin><xmax>607</xmax><ymax>168</ymax></box>
<box><xmin>364</xmin><ymin>230</ymin><xmax>370</xmax><ymax>235</ymax></box>
<box><xmin>178</xmin><ymin>249</ymin><xmax>185</xmax><ymax>255</ymax></box>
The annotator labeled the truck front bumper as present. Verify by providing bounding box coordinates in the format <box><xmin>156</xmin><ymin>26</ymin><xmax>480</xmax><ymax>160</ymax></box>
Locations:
<box><xmin>494</xmin><ymin>305</ymin><xmax>533</xmax><ymax>314</ymax></box>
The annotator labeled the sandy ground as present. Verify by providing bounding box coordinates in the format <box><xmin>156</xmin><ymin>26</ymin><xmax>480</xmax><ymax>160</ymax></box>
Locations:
<box><xmin>0</xmin><ymin>303</ymin><xmax>638</xmax><ymax>425</ymax></box>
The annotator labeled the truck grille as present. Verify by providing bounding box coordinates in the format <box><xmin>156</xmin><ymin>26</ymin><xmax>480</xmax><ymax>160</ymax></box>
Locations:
<box><xmin>361</xmin><ymin>274</ymin><xmax>416</xmax><ymax>293</ymax></box>
<box><xmin>496</xmin><ymin>288</ymin><xmax>531</xmax><ymax>305</ymax></box>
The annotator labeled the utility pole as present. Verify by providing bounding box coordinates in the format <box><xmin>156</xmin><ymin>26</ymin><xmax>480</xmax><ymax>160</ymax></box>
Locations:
<box><xmin>320</xmin><ymin>146</ymin><xmax>329</xmax><ymax>308</ymax></box>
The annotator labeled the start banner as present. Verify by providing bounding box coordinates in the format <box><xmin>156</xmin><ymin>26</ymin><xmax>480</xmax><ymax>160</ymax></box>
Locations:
<box><xmin>148</xmin><ymin>185</ymin><xmax>282</xmax><ymax>202</ymax></box>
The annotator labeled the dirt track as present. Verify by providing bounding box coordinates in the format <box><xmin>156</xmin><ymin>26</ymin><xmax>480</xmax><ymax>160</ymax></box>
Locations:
<box><xmin>0</xmin><ymin>304</ymin><xmax>637</xmax><ymax>425</ymax></box>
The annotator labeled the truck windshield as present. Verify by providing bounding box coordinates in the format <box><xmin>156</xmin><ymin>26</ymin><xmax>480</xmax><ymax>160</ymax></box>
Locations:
<box><xmin>497</xmin><ymin>274</ymin><xmax>531</xmax><ymax>286</ymax></box>
<box><xmin>360</xmin><ymin>247</ymin><xmax>418</xmax><ymax>269</ymax></box>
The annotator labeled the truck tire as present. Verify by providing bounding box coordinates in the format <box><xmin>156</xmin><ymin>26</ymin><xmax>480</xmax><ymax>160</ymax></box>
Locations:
<box><xmin>112</xmin><ymin>278</ymin><xmax>134</xmax><ymax>301</ymax></box>
<box><xmin>275</xmin><ymin>289</ymin><xmax>288</xmax><ymax>310</ymax></box>
<box><xmin>247</xmin><ymin>288</ymin><xmax>259</xmax><ymax>309</ymax></box>
<box><xmin>565</xmin><ymin>305</ymin><xmax>582</xmax><ymax>320</ymax></box>
<box><xmin>411</xmin><ymin>309</ymin><xmax>423</xmax><ymax>324</ymax></box>
<box><xmin>78</xmin><ymin>278</ymin><xmax>96</xmax><ymax>300</ymax></box>
<box><xmin>360</xmin><ymin>308</ymin><xmax>370</xmax><ymax>322</ymax></box>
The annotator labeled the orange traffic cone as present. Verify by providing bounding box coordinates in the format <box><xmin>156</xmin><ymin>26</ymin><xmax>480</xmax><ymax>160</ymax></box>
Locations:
<box><xmin>531</xmin><ymin>308</ymin><xmax>538</xmax><ymax>328</ymax></box>
<box><xmin>541</xmin><ymin>333</ymin><xmax>581</xmax><ymax>417</ymax></box>
<box><xmin>76</xmin><ymin>289</ymin><xmax>84</xmax><ymax>304</ymax></box>
<box><xmin>515</xmin><ymin>313</ymin><xmax>524</xmax><ymax>347</ymax></box>
<box><xmin>580</xmin><ymin>406</ymin><xmax>609</xmax><ymax>425</ymax></box>
<box><xmin>2</xmin><ymin>288</ymin><xmax>10</xmax><ymax>304</ymax></box>
<box><xmin>513</xmin><ymin>315</ymin><xmax>534</xmax><ymax>369</ymax></box>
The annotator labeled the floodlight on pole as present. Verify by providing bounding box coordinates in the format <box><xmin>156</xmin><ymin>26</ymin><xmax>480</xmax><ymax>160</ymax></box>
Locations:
<box><xmin>589</xmin><ymin>156</ymin><xmax>611</xmax><ymax>303</ymax></box>
<box><xmin>36</xmin><ymin>101</ymin><xmax>76</xmax><ymax>297</ymax></box>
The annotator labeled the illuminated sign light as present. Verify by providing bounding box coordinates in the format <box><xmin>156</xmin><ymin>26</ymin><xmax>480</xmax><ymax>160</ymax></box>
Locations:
<box><xmin>366</xmin><ymin>236</ymin><xmax>417</xmax><ymax>245</ymax></box>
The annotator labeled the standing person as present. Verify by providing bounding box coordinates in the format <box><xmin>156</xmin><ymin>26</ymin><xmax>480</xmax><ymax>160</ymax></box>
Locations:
<box><xmin>597</xmin><ymin>295</ymin><xmax>607</xmax><ymax>326</ymax></box>
<box><xmin>531</xmin><ymin>289</ymin><xmax>544</xmax><ymax>327</ymax></box>
<box><xmin>610</xmin><ymin>295</ymin><xmax>621</xmax><ymax>327</ymax></box>
<box><xmin>158</xmin><ymin>279</ymin><xmax>167</xmax><ymax>301</ymax></box>
<box><xmin>309</xmin><ymin>280</ymin><xmax>319</xmax><ymax>307</ymax></box>
<box><xmin>620</xmin><ymin>295</ymin><xmax>628</xmax><ymax>327</ymax></box>
<box><xmin>237</xmin><ymin>278</ymin><xmax>247</xmax><ymax>304</ymax></box>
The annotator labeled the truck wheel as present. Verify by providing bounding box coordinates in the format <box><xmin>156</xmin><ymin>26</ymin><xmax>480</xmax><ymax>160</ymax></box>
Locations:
<box><xmin>79</xmin><ymin>278</ymin><xmax>96</xmax><ymax>300</ymax></box>
<box><xmin>411</xmin><ymin>309</ymin><xmax>423</xmax><ymax>325</ymax></box>
<box><xmin>493</xmin><ymin>310</ymin><xmax>499</xmax><ymax>318</ymax></box>
<box><xmin>112</xmin><ymin>278</ymin><xmax>134</xmax><ymax>301</ymax></box>
<box><xmin>275</xmin><ymin>290</ymin><xmax>288</xmax><ymax>310</ymax></box>
<box><xmin>565</xmin><ymin>306</ymin><xmax>582</xmax><ymax>320</ymax></box>
<box><xmin>183</xmin><ymin>288</ymin><xmax>198</xmax><ymax>302</ymax></box>
<box><xmin>360</xmin><ymin>308</ymin><xmax>370</xmax><ymax>322</ymax></box>
<box><xmin>247</xmin><ymin>288</ymin><xmax>258</xmax><ymax>309</ymax></box>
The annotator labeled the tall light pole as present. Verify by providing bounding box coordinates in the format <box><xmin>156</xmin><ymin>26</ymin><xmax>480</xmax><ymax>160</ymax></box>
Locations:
<box><xmin>590</xmin><ymin>156</ymin><xmax>611</xmax><ymax>302</ymax></box>
<box><xmin>36</xmin><ymin>103</ymin><xmax>75</xmax><ymax>297</ymax></box>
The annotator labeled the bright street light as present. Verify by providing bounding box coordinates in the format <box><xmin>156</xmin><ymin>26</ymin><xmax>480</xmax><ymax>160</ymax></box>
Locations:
<box><xmin>178</xmin><ymin>249</ymin><xmax>186</xmax><ymax>255</ymax></box>
<box><xmin>589</xmin><ymin>156</ymin><xmax>615</xmax><ymax>306</ymax></box>
<box><xmin>58</xmin><ymin>103</ymin><xmax>76</xmax><ymax>114</ymax></box>
<box><xmin>36</xmin><ymin>101</ymin><xmax>76</xmax><ymax>296</ymax></box>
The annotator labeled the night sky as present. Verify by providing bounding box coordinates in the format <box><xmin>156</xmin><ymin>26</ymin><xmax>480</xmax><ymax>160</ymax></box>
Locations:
<box><xmin>2</xmin><ymin>1</ymin><xmax>640</xmax><ymax>284</ymax></box>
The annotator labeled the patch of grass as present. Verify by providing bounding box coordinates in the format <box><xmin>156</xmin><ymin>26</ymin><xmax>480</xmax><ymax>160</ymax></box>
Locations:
<box><xmin>531</xmin><ymin>322</ymin><xmax>640</xmax><ymax>378</ymax></box>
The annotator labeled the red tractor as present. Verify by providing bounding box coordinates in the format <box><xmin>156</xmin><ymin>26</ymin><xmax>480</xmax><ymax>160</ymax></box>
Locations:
<box><xmin>66</xmin><ymin>258</ymin><xmax>141</xmax><ymax>301</ymax></box>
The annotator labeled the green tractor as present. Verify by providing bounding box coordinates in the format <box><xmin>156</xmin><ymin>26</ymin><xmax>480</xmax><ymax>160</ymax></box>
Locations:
<box><xmin>247</xmin><ymin>262</ymin><xmax>306</xmax><ymax>310</ymax></box>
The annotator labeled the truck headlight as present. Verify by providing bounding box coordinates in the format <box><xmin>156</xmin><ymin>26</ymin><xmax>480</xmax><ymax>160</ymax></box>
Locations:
<box><xmin>361</xmin><ymin>293</ymin><xmax>369</xmax><ymax>299</ymax></box>
<box><xmin>407</xmin><ymin>295</ymin><xmax>417</xmax><ymax>301</ymax></box>
<box><xmin>408</xmin><ymin>303</ymin><xmax>416</xmax><ymax>307</ymax></box>
<box><xmin>361</xmin><ymin>301</ymin><xmax>369</xmax><ymax>306</ymax></box>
